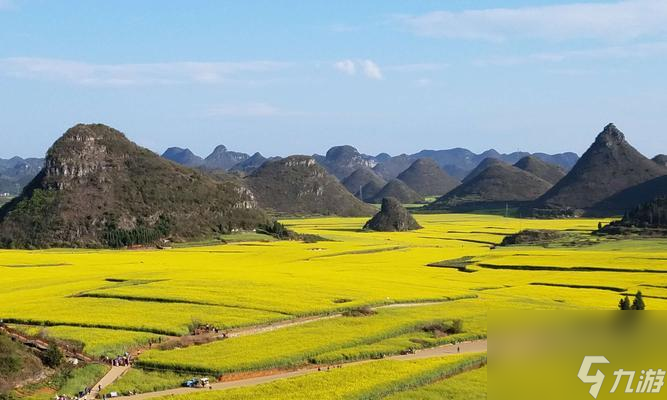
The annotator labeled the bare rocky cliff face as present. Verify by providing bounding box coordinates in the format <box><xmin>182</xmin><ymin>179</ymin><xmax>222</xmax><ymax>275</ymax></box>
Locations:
<box><xmin>44</xmin><ymin>125</ymin><xmax>120</xmax><ymax>189</ymax></box>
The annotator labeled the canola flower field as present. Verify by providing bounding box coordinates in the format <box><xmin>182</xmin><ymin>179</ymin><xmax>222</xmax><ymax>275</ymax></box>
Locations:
<box><xmin>3</xmin><ymin>213</ymin><xmax>667</xmax><ymax>398</ymax></box>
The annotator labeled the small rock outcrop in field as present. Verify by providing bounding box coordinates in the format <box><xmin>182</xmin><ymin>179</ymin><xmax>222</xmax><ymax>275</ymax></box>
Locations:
<box><xmin>364</xmin><ymin>197</ymin><xmax>422</xmax><ymax>232</ymax></box>
<box><xmin>501</xmin><ymin>229</ymin><xmax>565</xmax><ymax>246</ymax></box>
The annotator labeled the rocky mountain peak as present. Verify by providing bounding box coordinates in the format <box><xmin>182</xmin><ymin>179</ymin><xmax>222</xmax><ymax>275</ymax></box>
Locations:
<box><xmin>595</xmin><ymin>123</ymin><xmax>625</xmax><ymax>147</ymax></box>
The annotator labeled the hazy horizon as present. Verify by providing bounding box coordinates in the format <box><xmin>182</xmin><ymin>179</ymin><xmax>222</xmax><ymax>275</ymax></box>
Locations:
<box><xmin>1</xmin><ymin>0</ymin><xmax>666</xmax><ymax>159</ymax></box>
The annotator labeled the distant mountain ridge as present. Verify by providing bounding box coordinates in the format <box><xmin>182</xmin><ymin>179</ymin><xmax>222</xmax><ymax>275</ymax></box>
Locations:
<box><xmin>204</xmin><ymin>145</ymin><xmax>250</xmax><ymax>170</ymax></box>
<box><xmin>162</xmin><ymin>147</ymin><xmax>204</xmax><ymax>167</ymax></box>
<box><xmin>0</xmin><ymin>157</ymin><xmax>44</xmax><ymax>195</ymax></box>
<box><xmin>313</xmin><ymin>145</ymin><xmax>378</xmax><ymax>180</ymax></box>
<box><xmin>162</xmin><ymin>145</ymin><xmax>251</xmax><ymax>171</ymax></box>
<box><xmin>315</xmin><ymin>145</ymin><xmax>578</xmax><ymax>183</ymax></box>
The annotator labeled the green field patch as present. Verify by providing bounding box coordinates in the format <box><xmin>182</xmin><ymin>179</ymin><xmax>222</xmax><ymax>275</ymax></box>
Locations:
<box><xmin>1</xmin><ymin>263</ymin><xmax>71</xmax><ymax>268</ymax></box>
<box><xmin>102</xmin><ymin>368</ymin><xmax>192</xmax><ymax>396</ymax></box>
<box><xmin>420</xmin><ymin>236</ymin><xmax>498</xmax><ymax>246</ymax></box>
<box><xmin>17</xmin><ymin>363</ymin><xmax>109</xmax><ymax>400</ymax></box>
<box><xmin>307</xmin><ymin>246</ymin><xmax>408</xmax><ymax>259</ymax></box>
<box><xmin>427</xmin><ymin>257</ymin><xmax>476</xmax><ymax>273</ymax></box>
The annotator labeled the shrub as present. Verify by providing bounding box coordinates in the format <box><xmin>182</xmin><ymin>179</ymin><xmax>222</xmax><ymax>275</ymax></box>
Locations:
<box><xmin>449</xmin><ymin>319</ymin><xmax>464</xmax><ymax>334</ymax></box>
<box><xmin>42</xmin><ymin>342</ymin><xmax>63</xmax><ymax>368</ymax></box>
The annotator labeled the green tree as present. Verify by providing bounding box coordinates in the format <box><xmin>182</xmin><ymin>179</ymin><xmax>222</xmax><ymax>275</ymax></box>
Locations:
<box><xmin>618</xmin><ymin>296</ymin><xmax>631</xmax><ymax>310</ymax></box>
<box><xmin>42</xmin><ymin>343</ymin><xmax>63</xmax><ymax>368</ymax></box>
<box><xmin>632</xmin><ymin>291</ymin><xmax>646</xmax><ymax>310</ymax></box>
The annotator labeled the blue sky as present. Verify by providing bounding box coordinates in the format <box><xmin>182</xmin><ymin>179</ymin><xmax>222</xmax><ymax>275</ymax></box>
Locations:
<box><xmin>0</xmin><ymin>0</ymin><xmax>666</xmax><ymax>159</ymax></box>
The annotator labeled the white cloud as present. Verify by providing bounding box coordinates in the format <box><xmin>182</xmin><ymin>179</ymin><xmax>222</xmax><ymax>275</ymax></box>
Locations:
<box><xmin>398</xmin><ymin>0</ymin><xmax>667</xmax><ymax>42</ymax></box>
<box><xmin>333</xmin><ymin>59</ymin><xmax>383</xmax><ymax>80</ymax></box>
<box><xmin>204</xmin><ymin>102</ymin><xmax>298</xmax><ymax>118</ymax></box>
<box><xmin>0</xmin><ymin>57</ymin><xmax>289</xmax><ymax>86</ymax></box>
<box><xmin>360</xmin><ymin>60</ymin><xmax>383</xmax><ymax>80</ymax></box>
<box><xmin>333</xmin><ymin>59</ymin><xmax>356</xmax><ymax>75</ymax></box>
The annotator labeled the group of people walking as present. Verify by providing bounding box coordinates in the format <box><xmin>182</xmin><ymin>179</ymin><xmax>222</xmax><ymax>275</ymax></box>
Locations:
<box><xmin>103</xmin><ymin>352</ymin><xmax>132</xmax><ymax>367</ymax></box>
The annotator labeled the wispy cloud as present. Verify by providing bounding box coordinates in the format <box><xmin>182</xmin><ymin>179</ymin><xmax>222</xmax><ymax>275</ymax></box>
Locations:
<box><xmin>203</xmin><ymin>102</ymin><xmax>301</xmax><ymax>118</ymax></box>
<box><xmin>333</xmin><ymin>59</ymin><xmax>356</xmax><ymax>75</ymax></box>
<box><xmin>476</xmin><ymin>41</ymin><xmax>667</xmax><ymax>66</ymax></box>
<box><xmin>360</xmin><ymin>60</ymin><xmax>383</xmax><ymax>80</ymax></box>
<box><xmin>397</xmin><ymin>0</ymin><xmax>667</xmax><ymax>42</ymax></box>
<box><xmin>0</xmin><ymin>57</ymin><xmax>290</xmax><ymax>86</ymax></box>
<box><xmin>333</xmin><ymin>59</ymin><xmax>383</xmax><ymax>80</ymax></box>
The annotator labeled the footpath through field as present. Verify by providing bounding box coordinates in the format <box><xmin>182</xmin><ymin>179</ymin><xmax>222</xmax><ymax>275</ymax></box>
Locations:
<box><xmin>123</xmin><ymin>339</ymin><xmax>487</xmax><ymax>400</ymax></box>
<box><xmin>86</xmin><ymin>298</ymin><xmax>478</xmax><ymax>398</ymax></box>
<box><xmin>89</xmin><ymin>366</ymin><xmax>131</xmax><ymax>399</ymax></box>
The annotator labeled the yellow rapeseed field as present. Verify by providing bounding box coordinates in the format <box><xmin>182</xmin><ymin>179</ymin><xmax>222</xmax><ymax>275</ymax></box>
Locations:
<box><xmin>3</xmin><ymin>213</ymin><xmax>667</xmax><ymax>395</ymax></box>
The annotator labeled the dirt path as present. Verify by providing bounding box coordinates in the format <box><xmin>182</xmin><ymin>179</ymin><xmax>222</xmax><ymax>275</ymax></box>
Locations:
<box><xmin>87</xmin><ymin>365</ymin><xmax>130</xmax><ymax>399</ymax></box>
<box><xmin>53</xmin><ymin>298</ymin><xmax>476</xmax><ymax>397</ymax></box>
<box><xmin>0</xmin><ymin>325</ymin><xmax>92</xmax><ymax>362</ymax></box>
<box><xmin>124</xmin><ymin>339</ymin><xmax>487</xmax><ymax>400</ymax></box>
<box><xmin>153</xmin><ymin>298</ymin><xmax>468</xmax><ymax>349</ymax></box>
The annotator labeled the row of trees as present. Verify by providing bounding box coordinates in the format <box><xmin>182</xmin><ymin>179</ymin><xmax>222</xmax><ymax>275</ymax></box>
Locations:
<box><xmin>104</xmin><ymin>215</ymin><xmax>172</xmax><ymax>248</ymax></box>
<box><xmin>618</xmin><ymin>290</ymin><xmax>646</xmax><ymax>310</ymax></box>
